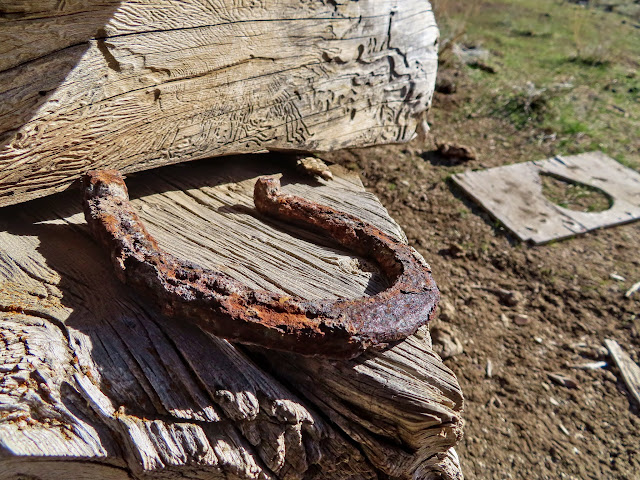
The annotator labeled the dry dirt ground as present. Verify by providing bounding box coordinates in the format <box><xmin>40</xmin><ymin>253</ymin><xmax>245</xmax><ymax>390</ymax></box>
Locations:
<box><xmin>321</xmin><ymin>75</ymin><xmax>640</xmax><ymax>479</ymax></box>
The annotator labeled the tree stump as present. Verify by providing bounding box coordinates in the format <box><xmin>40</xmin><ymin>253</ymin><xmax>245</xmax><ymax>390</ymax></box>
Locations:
<box><xmin>0</xmin><ymin>156</ymin><xmax>464</xmax><ymax>479</ymax></box>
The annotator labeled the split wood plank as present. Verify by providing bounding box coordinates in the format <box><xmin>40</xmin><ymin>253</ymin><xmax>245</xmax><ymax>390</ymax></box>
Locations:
<box><xmin>0</xmin><ymin>0</ymin><xmax>439</xmax><ymax>208</ymax></box>
<box><xmin>0</xmin><ymin>156</ymin><xmax>463</xmax><ymax>479</ymax></box>
<box><xmin>452</xmin><ymin>151</ymin><xmax>640</xmax><ymax>244</ymax></box>
<box><xmin>604</xmin><ymin>339</ymin><xmax>640</xmax><ymax>408</ymax></box>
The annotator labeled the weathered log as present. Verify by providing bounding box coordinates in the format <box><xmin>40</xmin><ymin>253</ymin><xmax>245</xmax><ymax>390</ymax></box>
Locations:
<box><xmin>0</xmin><ymin>0</ymin><xmax>438</xmax><ymax>207</ymax></box>
<box><xmin>0</xmin><ymin>156</ymin><xmax>463</xmax><ymax>479</ymax></box>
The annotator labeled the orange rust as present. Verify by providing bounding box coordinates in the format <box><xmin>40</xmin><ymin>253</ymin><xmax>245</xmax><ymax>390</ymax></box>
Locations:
<box><xmin>83</xmin><ymin>170</ymin><xmax>439</xmax><ymax>359</ymax></box>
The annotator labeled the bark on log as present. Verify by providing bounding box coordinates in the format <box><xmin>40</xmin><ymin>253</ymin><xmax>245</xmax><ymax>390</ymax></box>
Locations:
<box><xmin>0</xmin><ymin>0</ymin><xmax>438</xmax><ymax>207</ymax></box>
<box><xmin>0</xmin><ymin>156</ymin><xmax>463</xmax><ymax>479</ymax></box>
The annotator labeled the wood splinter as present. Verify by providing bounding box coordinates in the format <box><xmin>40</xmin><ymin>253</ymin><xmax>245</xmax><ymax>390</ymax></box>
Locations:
<box><xmin>83</xmin><ymin>170</ymin><xmax>439</xmax><ymax>359</ymax></box>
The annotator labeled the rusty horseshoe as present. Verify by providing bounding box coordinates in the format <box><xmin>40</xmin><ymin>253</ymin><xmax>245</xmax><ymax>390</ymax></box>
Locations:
<box><xmin>82</xmin><ymin>170</ymin><xmax>439</xmax><ymax>359</ymax></box>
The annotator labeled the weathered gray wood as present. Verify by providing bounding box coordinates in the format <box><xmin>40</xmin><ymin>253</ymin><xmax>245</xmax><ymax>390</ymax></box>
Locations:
<box><xmin>604</xmin><ymin>339</ymin><xmax>640</xmax><ymax>408</ymax></box>
<box><xmin>0</xmin><ymin>157</ymin><xmax>463</xmax><ymax>479</ymax></box>
<box><xmin>452</xmin><ymin>151</ymin><xmax>640</xmax><ymax>244</ymax></box>
<box><xmin>0</xmin><ymin>0</ymin><xmax>438</xmax><ymax>208</ymax></box>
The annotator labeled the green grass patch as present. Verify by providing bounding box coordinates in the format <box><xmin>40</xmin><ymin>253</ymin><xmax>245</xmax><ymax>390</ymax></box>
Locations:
<box><xmin>436</xmin><ymin>0</ymin><xmax>640</xmax><ymax>170</ymax></box>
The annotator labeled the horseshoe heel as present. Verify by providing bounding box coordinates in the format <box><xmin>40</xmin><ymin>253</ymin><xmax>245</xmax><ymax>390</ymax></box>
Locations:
<box><xmin>83</xmin><ymin>170</ymin><xmax>439</xmax><ymax>359</ymax></box>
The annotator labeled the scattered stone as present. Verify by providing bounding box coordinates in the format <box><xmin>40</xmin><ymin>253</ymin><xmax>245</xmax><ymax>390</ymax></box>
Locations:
<box><xmin>500</xmin><ymin>313</ymin><xmax>510</xmax><ymax>326</ymax></box>
<box><xmin>486</xmin><ymin>359</ymin><xmax>493</xmax><ymax>378</ymax></box>
<box><xmin>558</xmin><ymin>424</ymin><xmax>570</xmax><ymax>436</ymax></box>
<box><xmin>296</xmin><ymin>156</ymin><xmax>333</xmax><ymax>180</ymax></box>
<box><xmin>498</xmin><ymin>289</ymin><xmax>524</xmax><ymax>307</ymax></box>
<box><xmin>547</xmin><ymin>372</ymin><xmax>578</xmax><ymax>389</ymax></box>
<box><xmin>514</xmin><ymin>313</ymin><xmax>531</xmax><ymax>326</ymax></box>
<box><xmin>436</xmin><ymin>142</ymin><xmax>477</xmax><ymax>162</ymax></box>
<box><xmin>438</xmin><ymin>300</ymin><xmax>456</xmax><ymax>322</ymax></box>
<box><xmin>549</xmin><ymin>397</ymin><xmax>560</xmax><ymax>406</ymax></box>
<box><xmin>431</xmin><ymin>324</ymin><xmax>464</xmax><ymax>359</ymax></box>
<box><xmin>435</xmin><ymin>76</ymin><xmax>457</xmax><ymax>94</ymax></box>
<box><xmin>610</xmin><ymin>273</ymin><xmax>626</xmax><ymax>282</ymax></box>
<box><xmin>473</xmin><ymin>285</ymin><xmax>523</xmax><ymax>306</ymax></box>
<box><xmin>568</xmin><ymin>342</ymin><xmax>608</xmax><ymax>360</ymax></box>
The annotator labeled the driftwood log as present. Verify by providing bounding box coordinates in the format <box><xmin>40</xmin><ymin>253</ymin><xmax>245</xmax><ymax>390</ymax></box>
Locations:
<box><xmin>0</xmin><ymin>156</ymin><xmax>464</xmax><ymax>479</ymax></box>
<box><xmin>0</xmin><ymin>0</ymin><xmax>438</xmax><ymax>207</ymax></box>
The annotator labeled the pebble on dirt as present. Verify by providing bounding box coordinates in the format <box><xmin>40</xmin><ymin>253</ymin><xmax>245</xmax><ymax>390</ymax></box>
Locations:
<box><xmin>547</xmin><ymin>372</ymin><xmax>579</xmax><ymax>389</ymax></box>
<box><xmin>514</xmin><ymin>313</ymin><xmax>531</xmax><ymax>326</ymax></box>
<box><xmin>436</xmin><ymin>142</ymin><xmax>477</xmax><ymax>162</ymax></box>
<box><xmin>431</xmin><ymin>324</ymin><xmax>464</xmax><ymax>359</ymax></box>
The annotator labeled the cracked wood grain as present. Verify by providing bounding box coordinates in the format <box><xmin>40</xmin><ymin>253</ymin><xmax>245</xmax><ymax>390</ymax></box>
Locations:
<box><xmin>0</xmin><ymin>156</ymin><xmax>463</xmax><ymax>479</ymax></box>
<box><xmin>0</xmin><ymin>0</ymin><xmax>438</xmax><ymax>208</ymax></box>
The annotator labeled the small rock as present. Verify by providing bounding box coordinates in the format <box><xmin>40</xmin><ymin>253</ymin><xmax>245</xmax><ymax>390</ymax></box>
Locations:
<box><xmin>514</xmin><ymin>313</ymin><xmax>531</xmax><ymax>326</ymax></box>
<box><xmin>436</xmin><ymin>142</ymin><xmax>477</xmax><ymax>162</ymax></box>
<box><xmin>602</xmin><ymin>370</ymin><xmax>618</xmax><ymax>383</ymax></box>
<box><xmin>547</xmin><ymin>372</ymin><xmax>578</xmax><ymax>389</ymax></box>
<box><xmin>610</xmin><ymin>273</ymin><xmax>626</xmax><ymax>282</ymax></box>
<box><xmin>486</xmin><ymin>359</ymin><xmax>493</xmax><ymax>378</ymax></box>
<box><xmin>431</xmin><ymin>325</ymin><xmax>464</xmax><ymax>359</ymax></box>
<box><xmin>497</xmin><ymin>289</ymin><xmax>523</xmax><ymax>307</ymax></box>
<box><xmin>500</xmin><ymin>313</ymin><xmax>510</xmax><ymax>326</ymax></box>
<box><xmin>442</xmin><ymin>242</ymin><xmax>466</xmax><ymax>258</ymax></box>
<box><xmin>438</xmin><ymin>300</ymin><xmax>456</xmax><ymax>322</ymax></box>
<box><xmin>296</xmin><ymin>157</ymin><xmax>333</xmax><ymax>180</ymax></box>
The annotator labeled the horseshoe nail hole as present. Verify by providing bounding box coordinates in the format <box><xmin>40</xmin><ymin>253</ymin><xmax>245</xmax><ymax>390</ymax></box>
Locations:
<box><xmin>540</xmin><ymin>172</ymin><xmax>612</xmax><ymax>212</ymax></box>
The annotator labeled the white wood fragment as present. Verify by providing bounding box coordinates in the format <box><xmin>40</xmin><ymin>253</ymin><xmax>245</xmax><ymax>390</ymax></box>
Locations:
<box><xmin>625</xmin><ymin>281</ymin><xmax>640</xmax><ymax>298</ymax></box>
<box><xmin>604</xmin><ymin>339</ymin><xmax>640</xmax><ymax>407</ymax></box>
<box><xmin>570</xmin><ymin>361</ymin><xmax>608</xmax><ymax>370</ymax></box>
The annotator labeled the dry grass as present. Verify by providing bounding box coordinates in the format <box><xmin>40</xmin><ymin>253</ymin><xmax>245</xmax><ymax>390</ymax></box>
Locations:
<box><xmin>569</xmin><ymin>3</ymin><xmax>613</xmax><ymax>65</ymax></box>
<box><xmin>432</xmin><ymin>0</ymin><xmax>482</xmax><ymax>64</ymax></box>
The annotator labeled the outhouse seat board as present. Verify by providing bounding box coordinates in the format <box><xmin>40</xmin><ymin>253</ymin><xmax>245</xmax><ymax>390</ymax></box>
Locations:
<box><xmin>452</xmin><ymin>151</ymin><xmax>640</xmax><ymax>244</ymax></box>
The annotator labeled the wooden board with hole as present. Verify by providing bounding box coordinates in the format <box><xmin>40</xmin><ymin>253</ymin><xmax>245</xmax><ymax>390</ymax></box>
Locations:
<box><xmin>452</xmin><ymin>151</ymin><xmax>640</xmax><ymax>244</ymax></box>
